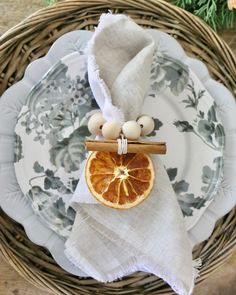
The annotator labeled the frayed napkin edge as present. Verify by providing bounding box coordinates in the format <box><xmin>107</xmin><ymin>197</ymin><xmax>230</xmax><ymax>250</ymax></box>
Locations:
<box><xmin>64</xmin><ymin>240</ymin><xmax>195</xmax><ymax>295</ymax></box>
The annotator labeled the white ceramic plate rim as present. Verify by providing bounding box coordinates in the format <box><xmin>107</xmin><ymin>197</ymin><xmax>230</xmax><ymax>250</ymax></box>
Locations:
<box><xmin>0</xmin><ymin>29</ymin><xmax>235</xmax><ymax>276</ymax></box>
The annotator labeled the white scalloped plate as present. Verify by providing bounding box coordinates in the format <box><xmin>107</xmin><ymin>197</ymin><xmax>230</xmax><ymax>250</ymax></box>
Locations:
<box><xmin>0</xmin><ymin>30</ymin><xmax>235</xmax><ymax>277</ymax></box>
<box><xmin>14</xmin><ymin>49</ymin><xmax>225</xmax><ymax>234</ymax></box>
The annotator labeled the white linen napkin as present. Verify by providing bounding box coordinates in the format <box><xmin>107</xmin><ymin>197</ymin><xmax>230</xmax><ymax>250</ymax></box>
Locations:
<box><xmin>65</xmin><ymin>13</ymin><xmax>195</xmax><ymax>295</ymax></box>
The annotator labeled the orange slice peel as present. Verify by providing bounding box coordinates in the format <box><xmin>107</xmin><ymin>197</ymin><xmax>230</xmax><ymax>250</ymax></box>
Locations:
<box><xmin>85</xmin><ymin>151</ymin><xmax>155</xmax><ymax>209</ymax></box>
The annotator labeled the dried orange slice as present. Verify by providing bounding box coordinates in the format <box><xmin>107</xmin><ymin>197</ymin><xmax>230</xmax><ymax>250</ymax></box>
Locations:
<box><xmin>85</xmin><ymin>152</ymin><xmax>155</xmax><ymax>209</ymax></box>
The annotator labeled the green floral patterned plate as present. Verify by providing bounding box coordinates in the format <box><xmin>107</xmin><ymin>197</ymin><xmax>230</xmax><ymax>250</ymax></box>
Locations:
<box><xmin>14</xmin><ymin>49</ymin><xmax>225</xmax><ymax>237</ymax></box>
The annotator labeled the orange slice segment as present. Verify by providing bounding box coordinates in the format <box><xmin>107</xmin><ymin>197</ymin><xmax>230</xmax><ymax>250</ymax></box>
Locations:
<box><xmin>85</xmin><ymin>152</ymin><xmax>155</xmax><ymax>209</ymax></box>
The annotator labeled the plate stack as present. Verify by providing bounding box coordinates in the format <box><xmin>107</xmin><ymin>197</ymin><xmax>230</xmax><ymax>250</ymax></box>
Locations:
<box><xmin>0</xmin><ymin>1</ymin><xmax>236</xmax><ymax>294</ymax></box>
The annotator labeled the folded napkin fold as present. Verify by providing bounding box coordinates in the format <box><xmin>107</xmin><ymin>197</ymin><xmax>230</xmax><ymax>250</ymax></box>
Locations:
<box><xmin>65</xmin><ymin>13</ymin><xmax>195</xmax><ymax>295</ymax></box>
<box><xmin>87</xmin><ymin>13</ymin><xmax>154</xmax><ymax>123</ymax></box>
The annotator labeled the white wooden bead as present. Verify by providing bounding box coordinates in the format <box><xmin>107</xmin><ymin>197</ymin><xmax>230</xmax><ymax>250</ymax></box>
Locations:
<box><xmin>137</xmin><ymin>115</ymin><xmax>155</xmax><ymax>136</ymax></box>
<box><xmin>102</xmin><ymin>121</ymin><xmax>121</xmax><ymax>140</ymax></box>
<box><xmin>88</xmin><ymin>112</ymin><xmax>106</xmax><ymax>135</ymax></box>
<box><xmin>122</xmin><ymin>121</ymin><xmax>141</xmax><ymax>140</ymax></box>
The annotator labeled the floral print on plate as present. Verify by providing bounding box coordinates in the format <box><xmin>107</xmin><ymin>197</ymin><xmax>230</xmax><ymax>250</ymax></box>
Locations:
<box><xmin>14</xmin><ymin>51</ymin><xmax>225</xmax><ymax>237</ymax></box>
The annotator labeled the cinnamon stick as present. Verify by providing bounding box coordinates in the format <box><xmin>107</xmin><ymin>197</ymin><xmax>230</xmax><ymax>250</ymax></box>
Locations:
<box><xmin>85</xmin><ymin>139</ymin><xmax>166</xmax><ymax>154</ymax></box>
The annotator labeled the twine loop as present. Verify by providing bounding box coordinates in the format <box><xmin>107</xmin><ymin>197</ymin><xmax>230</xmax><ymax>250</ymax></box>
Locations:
<box><xmin>117</xmin><ymin>134</ymin><xmax>128</xmax><ymax>155</ymax></box>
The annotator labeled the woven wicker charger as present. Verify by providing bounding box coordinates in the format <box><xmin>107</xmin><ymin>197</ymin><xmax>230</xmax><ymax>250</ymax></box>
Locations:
<box><xmin>0</xmin><ymin>0</ymin><xmax>236</xmax><ymax>294</ymax></box>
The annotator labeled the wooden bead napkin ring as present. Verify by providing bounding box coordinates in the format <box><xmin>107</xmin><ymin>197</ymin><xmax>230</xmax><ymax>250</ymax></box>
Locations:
<box><xmin>85</xmin><ymin>139</ymin><xmax>167</xmax><ymax>154</ymax></box>
<box><xmin>87</xmin><ymin>112</ymin><xmax>166</xmax><ymax>154</ymax></box>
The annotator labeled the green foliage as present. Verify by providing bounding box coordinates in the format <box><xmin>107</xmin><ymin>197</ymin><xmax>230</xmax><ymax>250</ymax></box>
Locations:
<box><xmin>43</xmin><ymin>0</ymin><xmax>235</xmax><ymax>30</ymax></box>
<box><xmin>172</xmin><ymin>0</ymin><xmax>236</xmax><ymax>30</ymax></box>
<box><xmin>43</xmin><ymin>0</ymin><xmax>58</xmax><ymax>5</ymax></box>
